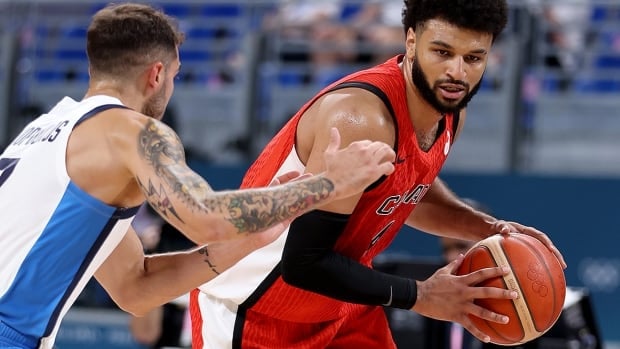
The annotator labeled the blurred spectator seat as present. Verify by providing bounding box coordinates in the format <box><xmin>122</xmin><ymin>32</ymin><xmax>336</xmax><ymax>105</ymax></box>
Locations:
<box><xmin>573</xmin><ymin>76</ymin><xmax>620</xmax><ymax>93</ymax></box>
<box><xmin>23</xmin><ymin>1</ymin><xmax>260</xmax><ymax>165</ymax></box>
<box><xmin>528</xmin><ymin>69</ymin><xmax>620</xmax><ymax>174</ymax></box>
<box><xmin>593</xmin><ymin>54</ymin><xmax>620</xmax><ymax>69</ymax></box>
<box><xmin>201</xmin><ymin>4</ymin><xmax>243</xmax><ymax>18</ymax></box>
<box><xmin>158</xmin><ymin>3</ymin><xmax>192</xmax><ymax>19</ymax></box>
<box><xmin>170</xmin><ymin>3</ymin><xmax>257</xmax><ymax>164</ymax></box>
<box><xmin>523</xmin><ymin>1</ymin><xmax>620</xmax><ymax>175</ymax></box>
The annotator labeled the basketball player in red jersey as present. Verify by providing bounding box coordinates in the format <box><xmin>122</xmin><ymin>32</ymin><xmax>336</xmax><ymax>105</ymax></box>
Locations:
<box><xmin>190</xmin><ymin>1</ymin><xmax>567</xmax><ymax>348</ymax></box>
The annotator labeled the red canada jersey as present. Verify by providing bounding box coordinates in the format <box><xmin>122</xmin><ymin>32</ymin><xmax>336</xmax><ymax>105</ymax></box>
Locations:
<box><xmin>238</xmin><ymin>55</ymin><xmax>455</xmax><ymax>322</ymax></box>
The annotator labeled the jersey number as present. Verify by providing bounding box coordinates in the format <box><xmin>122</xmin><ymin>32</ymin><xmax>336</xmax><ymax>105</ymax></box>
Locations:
<box><xmin>0</xmin><ymin>158</ymin><xmax>20</xmax><ymax>188</ymax></box>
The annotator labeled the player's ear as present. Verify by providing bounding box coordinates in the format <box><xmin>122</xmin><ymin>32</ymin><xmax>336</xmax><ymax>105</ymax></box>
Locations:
<box><xmin>146</xmin><ymin>62</ymin><xmax>165</xmax><ymax>89</ymax></box>
<box><xmin>405</xmin><ymin>27</ymin><xmax>416</xmax><ymax>61</ymax></box>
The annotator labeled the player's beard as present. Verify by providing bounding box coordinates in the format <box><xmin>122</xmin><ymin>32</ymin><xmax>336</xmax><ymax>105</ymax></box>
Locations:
<box><xmin>411</xmin><ymin>52</ymin><xmax>482</xmax><ymax>115</ymax></box>
<box><xmin>142</xmin><ymin>80</ymin><xmax>168</xmax><ymax>120</ymax></box>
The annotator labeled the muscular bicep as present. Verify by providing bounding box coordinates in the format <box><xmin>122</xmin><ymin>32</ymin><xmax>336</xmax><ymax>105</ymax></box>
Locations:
<box><xmin>301</xmin><ymin>89</ymin><xmax>395</xmax><ymax>214</ymax></box>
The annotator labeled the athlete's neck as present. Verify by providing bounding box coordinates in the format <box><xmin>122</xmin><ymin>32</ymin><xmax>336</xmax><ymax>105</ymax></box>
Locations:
<box><xmin>84</xmin><ymin>80</ymin><xmax>145</xmax><ymax>112</ymax></box>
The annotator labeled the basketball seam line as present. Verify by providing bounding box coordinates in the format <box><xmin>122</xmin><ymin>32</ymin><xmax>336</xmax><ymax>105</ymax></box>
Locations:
<box><xmin>490</xmin><ymin>235</ymin><xmax>542</xmax><ymax>343</ymax></box>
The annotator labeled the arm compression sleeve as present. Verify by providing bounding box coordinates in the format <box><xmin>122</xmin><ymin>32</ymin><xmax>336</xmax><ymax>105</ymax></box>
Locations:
<box><xmin>281</xmin><ymin>210</ymin><xmax>417</xmax><ymax>309</ymax></box>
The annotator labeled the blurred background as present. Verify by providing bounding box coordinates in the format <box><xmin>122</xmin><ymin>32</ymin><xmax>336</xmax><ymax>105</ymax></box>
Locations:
<box><xmin>0</xmin><ymin>0</ymin><xmax>618</xmax><ymax>348</ymax></box>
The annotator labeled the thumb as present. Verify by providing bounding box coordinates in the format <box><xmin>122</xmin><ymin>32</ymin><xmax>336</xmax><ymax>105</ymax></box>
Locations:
<box><xmin>326</xmin><ymin>127</ymin><xmax>341</xmax><ymax>154</ymax></box>
<box><xmin>448</xmin><ymin>254</ymin><xmax>465</xmax><ymax>273</ymax></box>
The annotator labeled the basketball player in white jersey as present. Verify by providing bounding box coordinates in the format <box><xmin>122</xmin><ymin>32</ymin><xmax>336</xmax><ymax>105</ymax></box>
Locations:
<box><xmin>0</xmin><ymin>3</ymin><xmax>396</xmax><ymax>348</ymax></box>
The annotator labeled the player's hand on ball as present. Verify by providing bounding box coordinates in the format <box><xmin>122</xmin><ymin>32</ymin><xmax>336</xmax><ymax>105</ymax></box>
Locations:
<box><xmin>491</xmin><ymin>220</ymin><xmax>567</xmax><ymax>269</ymax></box>
<box><xmin>411</xmin><ymin>255</ymin><xmax>518</xmax><ymax>343</ymax></box>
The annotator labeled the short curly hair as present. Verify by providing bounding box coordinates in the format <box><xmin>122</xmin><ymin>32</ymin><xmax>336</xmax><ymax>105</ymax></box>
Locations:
<box><xmin>402</xmin><ymin>0</ymin><xmax>508</xmax><ymax>40</ymax></box>
<box><xmin>87</xmin><ymin>3</ymin><xmax>185</xmax><ymax>78</ymax></box>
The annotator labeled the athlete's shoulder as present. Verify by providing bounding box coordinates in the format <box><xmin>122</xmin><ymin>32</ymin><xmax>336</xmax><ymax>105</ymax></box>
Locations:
<box><xmin>303</xmin><ymin>91</ymin><xmax>395</xmax><ymax>150</ymax></box>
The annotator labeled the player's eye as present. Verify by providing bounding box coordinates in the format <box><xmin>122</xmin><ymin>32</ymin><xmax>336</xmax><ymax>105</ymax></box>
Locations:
<box><xmin>465</xmin><ymin>55</ymin><xmax>482</xmax><ymax>63</ymax></box>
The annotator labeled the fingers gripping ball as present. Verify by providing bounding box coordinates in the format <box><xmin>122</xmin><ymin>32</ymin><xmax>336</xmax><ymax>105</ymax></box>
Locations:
<box><xmin>456</xmin><ymin>233</ymin><xmax>566</xmax><ymax>345</ymax></box>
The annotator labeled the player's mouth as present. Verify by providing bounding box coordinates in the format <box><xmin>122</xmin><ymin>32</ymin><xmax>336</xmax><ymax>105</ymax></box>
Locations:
<box><xmin>438</xmin><ymin>84</ymin><xmax>466</xmax><ymax>100</ymax></box>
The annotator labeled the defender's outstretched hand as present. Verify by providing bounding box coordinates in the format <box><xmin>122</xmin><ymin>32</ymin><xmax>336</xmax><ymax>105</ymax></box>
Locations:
<box><xmin>412</xmin><ymin>255</ymin><xmax>518</xmax><ymax>343</ymax></box>
<box><xmin>322</xmin><ymin>127</ymin><xmax>395</xmax><ymax>200</ymax></box>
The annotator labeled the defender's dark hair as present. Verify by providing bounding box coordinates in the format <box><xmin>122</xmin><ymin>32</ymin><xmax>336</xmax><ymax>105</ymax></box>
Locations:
<box><xmin>402</xmin><ymin>0</ymin><xmax>508</xmax><ymax>40</ymax></box>
<box><xmin>87</xmin><ymin>3</ymin><xmax>185</xmax><ymax>78</ymax></box>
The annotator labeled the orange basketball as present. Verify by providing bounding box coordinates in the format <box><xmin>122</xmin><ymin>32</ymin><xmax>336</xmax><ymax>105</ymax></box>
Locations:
<box><xmin>455</xmin><ymin>233</ymin><xmax>566</xmax><ymax>345</ymax></box>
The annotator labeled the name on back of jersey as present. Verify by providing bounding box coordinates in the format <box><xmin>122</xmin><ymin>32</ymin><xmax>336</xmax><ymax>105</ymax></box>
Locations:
<box><xmin>11</xmin><ymin>120</ymin><xmax>70</xmax><ymax>146</ymax></box>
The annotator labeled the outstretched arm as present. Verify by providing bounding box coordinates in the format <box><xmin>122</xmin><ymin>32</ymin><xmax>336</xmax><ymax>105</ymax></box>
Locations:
<box><xmin>96</xmin><ymin>173</ymin><xmax>306</xmax><ymax>316</ymax></box>
<box><xmin>406</xmin><ymin>178</ymin><xmax>566</xmax><ymax>268</ymax></box>
<box><xmin>96</xmin><ymin>223</ymin><xmax>286</xmax><ymax>316</ymax></box>
<box><xmin>406</xmin><ymin>177</ymin><xmax>497</xmax><ymax>240</ymax></box>
<box><xmin>114</xmin><ymin>112</ymin><xmax>395</xmax><ymax>245</ymax></box>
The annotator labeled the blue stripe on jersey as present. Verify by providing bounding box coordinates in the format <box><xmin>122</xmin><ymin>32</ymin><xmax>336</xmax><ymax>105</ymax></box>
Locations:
<box><xmin>0</xmin><ymin>181</ymin><xmax>138</xmax><ymax>341</ymax></box>
<box><xmin>74</xmin><ymin>104</ymin><xmax>129</xmax><ymax>128</ymax></box>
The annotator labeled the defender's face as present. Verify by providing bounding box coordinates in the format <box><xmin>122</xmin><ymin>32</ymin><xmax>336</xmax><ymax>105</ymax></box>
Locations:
<box><xmin>407</xmin><ymin>19</ymin><xmax>493</xmax><ymax>114</ymax></box>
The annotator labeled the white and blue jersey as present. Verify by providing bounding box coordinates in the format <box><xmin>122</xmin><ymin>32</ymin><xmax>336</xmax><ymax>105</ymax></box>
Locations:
<box><xmin>0</xmin><ymin>95</ymin><xmax>140</xmax><ymax>348</ymax></box>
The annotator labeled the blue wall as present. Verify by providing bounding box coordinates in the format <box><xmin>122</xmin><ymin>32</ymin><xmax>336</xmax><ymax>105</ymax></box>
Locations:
<box><xmin>196</xmin><ymin>164</ymin><xmax>620</xmax><ymax>342</ymax></box>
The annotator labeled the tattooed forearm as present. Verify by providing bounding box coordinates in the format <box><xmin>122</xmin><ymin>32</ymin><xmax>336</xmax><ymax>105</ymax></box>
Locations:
<box><xmin>136</xmin><ymin>119</ymin><xmax>337</xmax><ymax>236</ymax></box>
<box><xmin>205</xmin><ymin>177</ymin><xmax>335</xmax><ymax>234</ymax></box>
<box><xmin>197</xmin><ymin>246</ymin><xmax>220</xmax><ymax>275</ymax></box>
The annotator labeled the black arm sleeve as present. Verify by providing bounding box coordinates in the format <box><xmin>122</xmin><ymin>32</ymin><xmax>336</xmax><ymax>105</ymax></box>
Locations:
<box><xmin>281</xmin><ymin>210</ymin><xmax>417</xmax><ymax>309</ymax></box>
